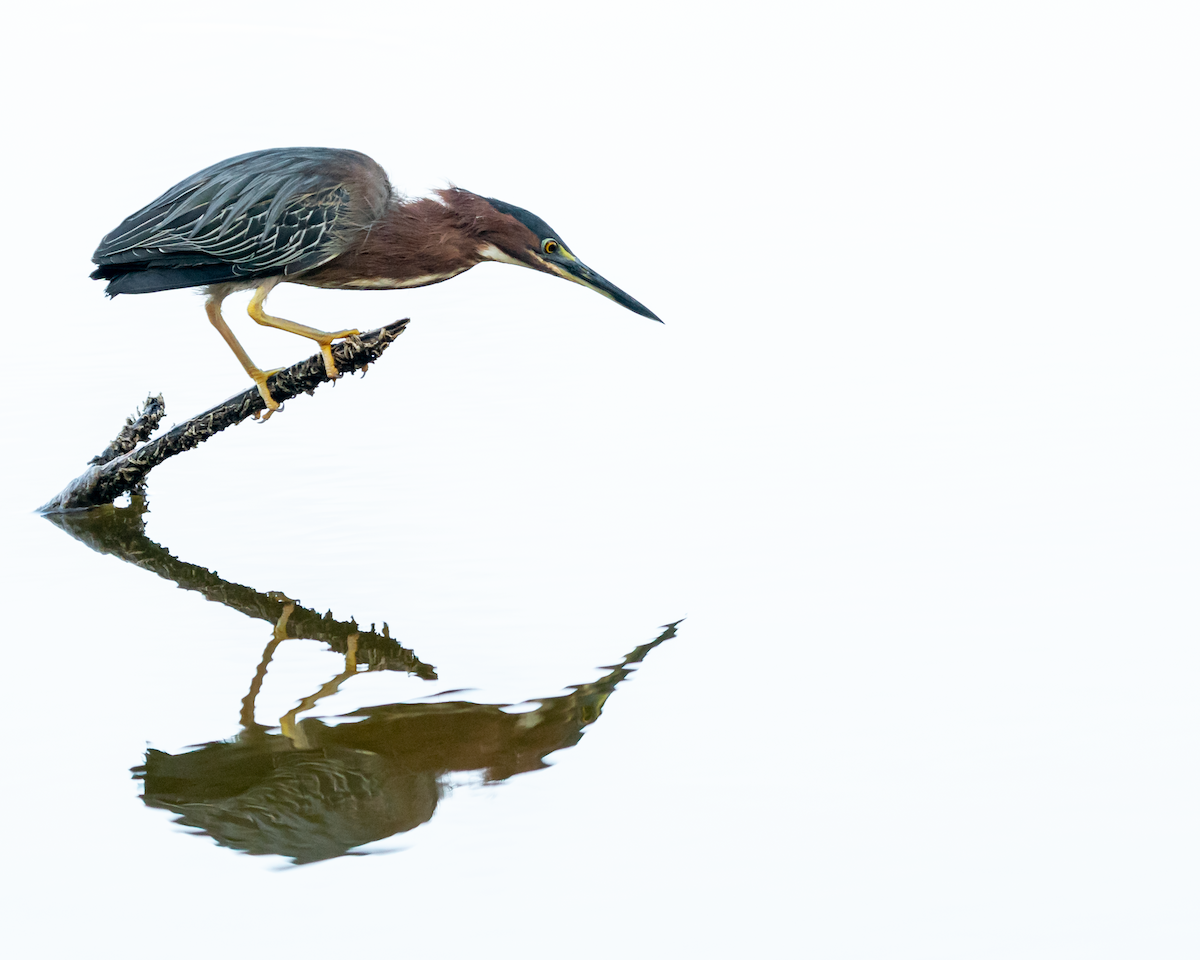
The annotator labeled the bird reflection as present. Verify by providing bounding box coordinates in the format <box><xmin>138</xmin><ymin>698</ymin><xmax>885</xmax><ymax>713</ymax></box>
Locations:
<box><xmin>45</xmin><ymin>500</ymin><xmax>677</xmax><ymax>864</ymax></box>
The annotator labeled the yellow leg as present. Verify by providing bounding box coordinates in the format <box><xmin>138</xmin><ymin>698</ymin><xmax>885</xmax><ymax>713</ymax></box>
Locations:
<box><xmin>248</xmin><ymin>284</ymin><xmax>359</xmax><ymax>380</ymax></box>
<box><xmin>238</xmin><ymin>602</ymin><xmax>294</xmax><ymax>729</ymax></box>
<box><xmin>205</xmin><ymin>296</ymin><xmax>281</xmax><ymax>415</ymax></box>
<box><xmin>280</xmin><ymin>634</ymin><xmax>360</xmax><ymax>748</ymax></box>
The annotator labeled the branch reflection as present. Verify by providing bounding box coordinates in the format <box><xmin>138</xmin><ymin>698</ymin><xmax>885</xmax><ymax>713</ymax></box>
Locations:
<box><xmin>45</xmin><ymin>500</ymin><xmax>435</xmax><ymax>678</ymax></box>
<box><xmin>46</xmin><ymin>500</ymin><xmax>677</xmax><ymax>865</ymax></box>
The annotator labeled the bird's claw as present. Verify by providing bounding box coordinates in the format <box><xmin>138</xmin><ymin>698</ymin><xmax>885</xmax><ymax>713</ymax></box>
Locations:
<box><xmin>319</xmin><ymin>331</ymin><xmax>359</xmax><ymax>380</ymax></box>
<box><xmin>251</xmin><ymin>372</ymin><xmax>282</xmax><ymax>419</ymax></box>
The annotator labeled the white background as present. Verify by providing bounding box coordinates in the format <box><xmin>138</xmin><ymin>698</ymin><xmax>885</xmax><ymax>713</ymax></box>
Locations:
<box><xmin>2</xmin><ymin>2</ymin><xmax>1198</xmax><ymax>957</ymax></box>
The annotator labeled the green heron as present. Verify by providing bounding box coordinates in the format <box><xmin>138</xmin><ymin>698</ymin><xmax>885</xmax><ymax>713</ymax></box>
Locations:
<box><xmin>92</xmin><ymin>147</ymin><xmax>660</xmax><ymax>413</ymax></box>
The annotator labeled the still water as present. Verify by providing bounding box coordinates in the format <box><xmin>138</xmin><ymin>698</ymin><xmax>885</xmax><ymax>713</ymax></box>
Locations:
<box><xmin>7</xmin><ymin>293</ymin><xmax>1195</xmax><ymax>957</ymax></box>
<box><xmin>3</xmin><ymin>102</ymin><xmax>1197</xmax><ymax>958</ymax></box>
<box><xmin>7</xmin><ymin>4</ymin><xmax>1199</xmax><ymax>955</ymax></box>
<box><xmin>4</xmin><ymin>312</ymin><xmax>803</xmax><ymax>955</ymax></box>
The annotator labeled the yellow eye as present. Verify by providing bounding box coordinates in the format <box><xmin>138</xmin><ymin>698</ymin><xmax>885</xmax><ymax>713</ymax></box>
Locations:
<box><xmin>542</xmin><ymin>239</ymin><xmax>559</xmax><ymax>255</ymax></box>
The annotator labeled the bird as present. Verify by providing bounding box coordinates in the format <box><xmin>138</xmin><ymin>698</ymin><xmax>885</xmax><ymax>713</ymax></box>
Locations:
<box><xmin>92</xmin><ymin>147</ymin><xmax>661</xmax><ymax>414</ymax></box>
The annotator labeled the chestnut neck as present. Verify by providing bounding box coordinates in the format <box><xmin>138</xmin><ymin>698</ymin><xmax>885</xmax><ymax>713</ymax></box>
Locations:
<box><xmin>297</xmin><ymin>189</ymin><xmax>540</xmax><ymax>289</ymax></box>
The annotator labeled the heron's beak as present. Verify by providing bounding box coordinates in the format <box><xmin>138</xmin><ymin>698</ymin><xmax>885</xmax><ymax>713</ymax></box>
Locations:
<box><xmin>545</xmin><ymin>257</ymin><xmax>662</xmax><ymax>322</ymax></box>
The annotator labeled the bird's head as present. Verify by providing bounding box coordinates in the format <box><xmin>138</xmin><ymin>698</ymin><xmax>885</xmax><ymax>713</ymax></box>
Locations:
<box><xmin>449</xmin><ymin>191</ymin><xmax>661</xmax><ymax>322</ymax></box>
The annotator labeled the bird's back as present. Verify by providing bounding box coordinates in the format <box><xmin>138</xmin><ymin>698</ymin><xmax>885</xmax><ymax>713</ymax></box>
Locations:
<box><xmin>92</xmin><ymin>147</ymin><xmax>392</xmax><ymax>295</ymax></box>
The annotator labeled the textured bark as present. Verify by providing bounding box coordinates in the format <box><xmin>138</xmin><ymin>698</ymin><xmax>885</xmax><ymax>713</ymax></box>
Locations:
<box><xmin>39</xmin><ymin>319</ymin><xmax>408</xmax><ymax>513</ymax></box>
<box><xmin>89</xmin><ymin>394</ymin><xmax>167</xmax><ymax>466</ymax></box>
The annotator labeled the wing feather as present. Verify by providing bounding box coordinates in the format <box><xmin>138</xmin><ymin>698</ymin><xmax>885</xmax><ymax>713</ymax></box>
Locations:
<box><xmin>92</xmin><ymin>148</ymin><xmax>391</xmax><ymax>287</ymax></box>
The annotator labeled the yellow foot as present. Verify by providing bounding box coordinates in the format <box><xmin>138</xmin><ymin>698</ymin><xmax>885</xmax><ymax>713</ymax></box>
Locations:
<box><xmin>250</xmin><ymin>368</ymin><xmax>284</xmax><ymax>420</ymax></box>
<box><xmin>274</xmin><ymin>602</ymin><xmax>296</xmax><ymax>642</ymax></box>
<box><xmin>316</xmin><ymin>330</ymin><xmax>360</xmax><ymax>379</ymax></box>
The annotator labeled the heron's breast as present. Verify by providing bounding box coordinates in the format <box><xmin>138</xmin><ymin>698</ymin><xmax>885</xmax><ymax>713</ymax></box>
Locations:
<box><xmin>294</xmin><ymin>263</ymin><xmax>475</xmax><ymax>290</ymax></box>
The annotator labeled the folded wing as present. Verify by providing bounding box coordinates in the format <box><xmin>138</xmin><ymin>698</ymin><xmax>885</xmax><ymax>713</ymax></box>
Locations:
<box><xmin>92</xmin><ymin>147</ymin><xmax>391</xmax><ymax>294</ymax></box>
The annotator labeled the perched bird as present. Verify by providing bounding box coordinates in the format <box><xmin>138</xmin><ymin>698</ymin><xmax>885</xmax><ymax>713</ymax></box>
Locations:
<box><xmin>92</xmin><ymin>147</ymin><xmax>660</xmax><ymax>413</ymax></box>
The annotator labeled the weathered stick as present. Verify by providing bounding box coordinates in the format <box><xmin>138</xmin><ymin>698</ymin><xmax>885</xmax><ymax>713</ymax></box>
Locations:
<box><xmin>89</xmin><ymin>393</ymin><xmax>167</xmax><ymax>466</ymax></box>
<box><xmin>39</xmin><ymin>319</ymin><xmax>409</xmax><ymax>513</ymax></box>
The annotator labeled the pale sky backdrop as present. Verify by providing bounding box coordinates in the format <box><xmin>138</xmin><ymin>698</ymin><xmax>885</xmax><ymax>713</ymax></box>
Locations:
<box><xmin>2</xmin><ymin>2</ymin><xmax>1198</xmax><ymax>958</ymax></box>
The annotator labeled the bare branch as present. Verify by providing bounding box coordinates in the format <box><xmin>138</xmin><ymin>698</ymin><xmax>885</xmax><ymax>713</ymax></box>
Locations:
<box><xmin>90</xmin><ymin>394</ymin><xmax>167</xmax><ymax>466</ymax></box>
<box><xmin>39</xmin><ymin>319</ymin><xmax>409</xmax><ymax>514</ymax></box>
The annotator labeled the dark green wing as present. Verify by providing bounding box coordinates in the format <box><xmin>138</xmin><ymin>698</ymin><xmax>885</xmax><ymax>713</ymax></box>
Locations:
<box><xmin>92</xmin><ymin>147</ymin><xmax>391</xmax><ymax>294</ymax></box>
